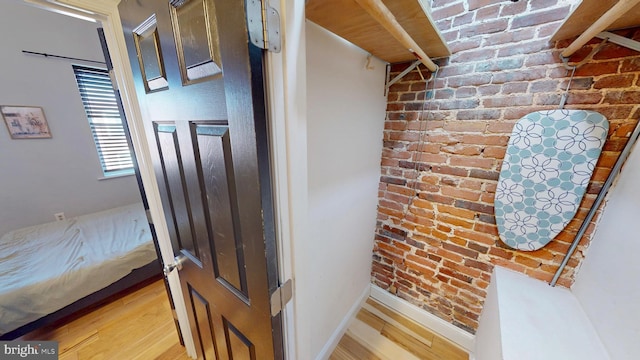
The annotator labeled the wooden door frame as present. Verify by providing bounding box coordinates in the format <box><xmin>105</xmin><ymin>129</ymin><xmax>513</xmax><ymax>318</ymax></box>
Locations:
<box><xmin>22</xmin><ymin>0</ymin><xmax>301</xmax><ymax>358</ymax></box>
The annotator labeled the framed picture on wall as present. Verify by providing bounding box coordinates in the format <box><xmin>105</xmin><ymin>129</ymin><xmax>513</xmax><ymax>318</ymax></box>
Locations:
<box><xmin>1</xmin><ymin>105</ymin><xmax>51</xmax><ymax>139</ymax></box>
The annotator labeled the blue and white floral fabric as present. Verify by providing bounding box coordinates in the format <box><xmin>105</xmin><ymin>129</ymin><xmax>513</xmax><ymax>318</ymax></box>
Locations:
<box><xmin>495</xmin><ymin>110</ymin><xmax>608</xmax><ymax>251</ymax></box>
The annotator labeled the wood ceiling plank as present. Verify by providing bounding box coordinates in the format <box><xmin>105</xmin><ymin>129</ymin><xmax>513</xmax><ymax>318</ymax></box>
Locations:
<box><xmin>552</xmin><ymin>0</ymin><xmax>640</xmax><ymax>41</ymax></box>
<box><xmin>382</xmin><ymin>0</ymin><xmax>450</xmax><ymax>58</ymax></box>
<box><xmin>306</xmin><ymin>0</ymin><xmax>450</xmax><ymax>64</ymax></box>
<box><xmin>609</xmin><ymin>2</ymin><xmax>640</xmax><ymax>30</ymax></box>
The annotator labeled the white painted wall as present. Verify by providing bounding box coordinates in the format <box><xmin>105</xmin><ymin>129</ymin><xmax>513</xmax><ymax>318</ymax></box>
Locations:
<box><xmin>305</xmin><ymin>21</ymin><xmax>387</xmax><ymax>359</ymax></box>
<box><xmin>0</xmin><ymin>1</ymin><xmax>140</xmax><ymax>235</ymax></box>
<box><xmin>572</xmin><ymin>141</ymin><xmax>640</xmax><ymax>359</ymax></box>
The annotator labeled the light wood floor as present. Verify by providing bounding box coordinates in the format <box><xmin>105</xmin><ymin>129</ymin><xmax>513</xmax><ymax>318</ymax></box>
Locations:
<box><xmin>17</xmin><ymin>280</ymin><xmax>467</xmax><ymax>360</ymax></box>
<box><xmin>330</xmin><ymin>298</ymin><xmax>469</xmax><ymax>360</ymax></box>
<box><xmin>18</xmin><ymin>280</ymin><xmax>189</xmax><ymax>360</ymax></box>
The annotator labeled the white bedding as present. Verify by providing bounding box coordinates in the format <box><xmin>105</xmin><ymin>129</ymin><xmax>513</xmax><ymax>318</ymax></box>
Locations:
<box><xmin>0</xmin><ymin>203</ymin><xmax>157</xmax><ymax>335</ymax></box>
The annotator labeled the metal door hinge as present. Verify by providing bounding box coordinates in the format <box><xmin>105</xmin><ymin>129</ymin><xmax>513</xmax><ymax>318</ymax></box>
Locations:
<box><xmin>145</xmin><ymin>209</ymin><xmax>153</xmax><ymax>225</ymax></box>
<box><xmin>270</xmin><ymin>279</ymin><xmax>292</xmax><ymax>316</ymax></box>
<box><xmin>247</xmin><ymin>0</ymin><xmax>281</xmax><ymax>53</ymax></box>
<box><xmin>108</xmin><ymin>69</ymin><xmax>118</xmax><ymax>91</ymax></box>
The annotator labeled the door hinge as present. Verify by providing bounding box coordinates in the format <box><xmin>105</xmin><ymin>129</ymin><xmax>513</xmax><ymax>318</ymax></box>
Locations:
<box><xmin>247</xmin><ymin>0</ymin><xmax>281</xmax><ymax>53</ymax></box>
<box><xmin>108</xmin><ymin>69</ymin><xmax>119</xmax><ymax>91</ymax></box>
<box><xmin>145</xmin><ymin>209</ymin><xmax>153</xmax><ymax>225</ymax></box>
<box><xmin>270</xmin><ymin>279</ymin><xmax>292</xmax><ymax>316</ymax></box>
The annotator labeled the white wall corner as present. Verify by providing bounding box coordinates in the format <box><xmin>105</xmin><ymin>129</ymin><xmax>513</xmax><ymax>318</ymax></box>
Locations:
<box><xmin>370</xmin><ymin>284</ymin><xmax>476</xmax><ymax>353</ymax></box>
<box><xmin>315</xmin><ymin>285</ymin><xmax>371</xmax><ymax>360</ymax></box>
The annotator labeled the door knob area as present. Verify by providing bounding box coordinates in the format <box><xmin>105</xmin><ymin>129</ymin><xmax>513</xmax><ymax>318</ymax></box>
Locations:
<box><xmin>163</xmin><ymin>254</ymin><xmax>187</xmax><ymax>277</ymax></box>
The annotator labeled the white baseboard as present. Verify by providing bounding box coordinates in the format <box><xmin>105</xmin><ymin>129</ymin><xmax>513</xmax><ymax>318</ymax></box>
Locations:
<box><xmin>315</xmin><ymin>285</ymin><xmax>371</xmax><ymax>360</ymax></box>
<box><xmin>370</xmin><ymin>284</ymin><xmax>476</xmax><ymax>353</ymax></box>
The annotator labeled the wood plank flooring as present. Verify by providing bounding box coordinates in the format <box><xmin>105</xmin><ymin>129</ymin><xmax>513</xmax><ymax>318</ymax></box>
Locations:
<box><xmin>18</xmin><ymin>280</ymin><xmax>190</xmax><ymax>360</ymax></box>
<box><xmin>16</xmin><ymin>280</ymin><xmax>468</xmax><ymax>360</ymax></box>
<box><xmin>331</xmin><ymin>298</ymin><xmax>469</xmax><ymax>360</ymax></box>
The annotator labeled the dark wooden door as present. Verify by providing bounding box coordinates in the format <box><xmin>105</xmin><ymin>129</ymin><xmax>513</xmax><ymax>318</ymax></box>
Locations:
<box><xmin>118</xmin><ymin>0</ymin><xmax>282</xmax><ymax>359</ymax></box>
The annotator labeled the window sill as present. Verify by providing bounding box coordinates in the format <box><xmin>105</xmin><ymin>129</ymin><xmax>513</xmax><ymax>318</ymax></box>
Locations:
<box><xmin>98</xmin><ymin>172</ymin><xmax>135</xmax><ymax>181</ymax></box>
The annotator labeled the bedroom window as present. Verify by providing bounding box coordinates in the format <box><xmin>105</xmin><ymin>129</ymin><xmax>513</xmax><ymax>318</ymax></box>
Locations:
<box><xmin>73</xmin><ymin>65</ymin><xmax>134</xmax><ymax>177</ymax></box>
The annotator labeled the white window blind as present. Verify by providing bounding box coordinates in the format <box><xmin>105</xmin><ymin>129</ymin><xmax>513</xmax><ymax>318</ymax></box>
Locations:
<box><xmin>73</xmin><ymin>65</ymin><xmax>133</xmax><ymax>176</ymax></box>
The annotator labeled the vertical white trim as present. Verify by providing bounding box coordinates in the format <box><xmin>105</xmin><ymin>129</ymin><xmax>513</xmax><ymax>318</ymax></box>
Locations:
<box><xmin>370</xmin><ymin>284</ymin><xmax>476</xmax><ymax>353</ymax></box>
<box><xmin>267</xmin><ymin>0</ymin><xmax>308</xmax><ymax>359</ymax></box>
<box><xmin>264</xmin><ymin>1</ymin><xmax>296</xmax><ymax>357</ymax></box>
<box><xmin>26</xmin><ymin>0</ymin><xmax>197</xmax><ymax>358</ymax></box>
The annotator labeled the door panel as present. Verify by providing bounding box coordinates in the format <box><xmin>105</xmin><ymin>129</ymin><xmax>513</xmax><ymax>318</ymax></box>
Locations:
<box><xmin>170</xmin><ymin>0</ymin><xmax>222</xmax><ymax>83</ymax></box>
<box><xmin>154</xmin><ymin>124</ymin><xmax>202</xmax><ymax>262</ymax></box>
<box><xmin>225</xmin><ymin>319</ymin><xmax>255</xmax><ymax>360</ymax></box>
<box><xmin>119</xmin><ymin>0</ymin><xmax>282</xmax><ymax>358</ymax></box>
<box><xmin>194</xmin><ymin>124</ymin><xmax>247</xmax><ymax>296</ymax></box>
<box><xmin>132</xmin><ymin>15</ymin><xmax>169</xmax><ymax>92</ymax></box>
<box><xmin>189</xmin><ymin>286</ymin><xmax>219</xmax><ymax>360</ymax></box>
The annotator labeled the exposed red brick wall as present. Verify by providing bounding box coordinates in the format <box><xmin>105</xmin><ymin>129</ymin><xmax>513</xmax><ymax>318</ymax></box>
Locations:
<box><xmin>372</xmin><ymin>0</ymin><xmax>640</xmax><ymax>333</ymax></box>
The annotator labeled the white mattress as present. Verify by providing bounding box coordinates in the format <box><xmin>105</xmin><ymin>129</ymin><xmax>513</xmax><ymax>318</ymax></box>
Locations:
<box><xmin>0</xmin><ymin>203</ymin><xmax>157</xmax><ymax>335</ymax></box>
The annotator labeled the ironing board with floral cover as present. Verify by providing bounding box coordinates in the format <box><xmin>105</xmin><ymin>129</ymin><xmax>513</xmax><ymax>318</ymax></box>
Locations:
<box><xmin>494</xmin><ymin>110</ymin><xmax>608</xmax><ymax>251</ymax></box>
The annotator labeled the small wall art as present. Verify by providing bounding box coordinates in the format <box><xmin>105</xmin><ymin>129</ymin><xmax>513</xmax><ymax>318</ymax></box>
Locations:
<box><xmin>1</xmin><ymin>105</ymin><xmax>51</xmax><ymax>139</ymax></box>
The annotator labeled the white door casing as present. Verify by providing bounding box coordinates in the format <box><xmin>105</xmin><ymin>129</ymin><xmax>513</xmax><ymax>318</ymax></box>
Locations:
<box><xmin>20</xmin><ymin>0</ymin><xmax>299</xmax><ymax>358</ymax></box>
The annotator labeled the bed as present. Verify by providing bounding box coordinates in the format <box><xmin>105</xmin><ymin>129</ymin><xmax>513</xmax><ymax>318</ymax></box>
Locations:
<box><xmin>0</xmin><ymin>203</ymin><xmax>160</xmax><ymax>338</ymax></box>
